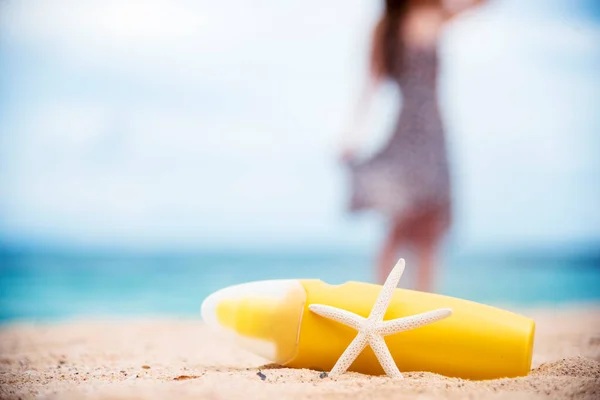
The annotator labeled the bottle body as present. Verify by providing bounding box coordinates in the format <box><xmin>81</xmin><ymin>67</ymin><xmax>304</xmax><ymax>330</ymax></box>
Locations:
<box><xmin>289</xmin><ymin>280</ymin><xmax>534</xmax><ymax>379</ymax></box>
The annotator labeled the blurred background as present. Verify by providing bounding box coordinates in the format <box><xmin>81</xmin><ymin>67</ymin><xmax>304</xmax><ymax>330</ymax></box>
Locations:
<box><xmin>1</xmin><ymin>0</ymin><xmax>599</xmax><ymax>322</ymax></box>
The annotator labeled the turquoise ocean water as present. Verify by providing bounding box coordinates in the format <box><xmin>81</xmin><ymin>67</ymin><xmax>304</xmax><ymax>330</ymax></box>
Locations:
<box><xmin>1</xmin><ymin>248</ymin><xmax>599</xmax><ymax>323</ymax></box>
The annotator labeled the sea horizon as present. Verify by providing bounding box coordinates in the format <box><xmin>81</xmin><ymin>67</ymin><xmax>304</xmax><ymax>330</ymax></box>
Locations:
<box><xmin>1</xmin><ymin>243</ymin><xmax>599</xmax><ymax>324</ymax></box>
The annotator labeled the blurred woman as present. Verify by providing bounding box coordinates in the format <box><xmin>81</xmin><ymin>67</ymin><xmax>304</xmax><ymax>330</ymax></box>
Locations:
<box><xmin>340</xmin><ymin>0</ymin><xmax>483</xmax><ymax>290</ymax></box>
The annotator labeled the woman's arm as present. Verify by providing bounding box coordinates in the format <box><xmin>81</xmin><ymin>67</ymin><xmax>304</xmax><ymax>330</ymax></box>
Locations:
<box><xmin>339</xmin><ymin>73</ymin><xmax>381</xmax><ymax>161</ymax></box>
<box><xmin>339</xmin><ymin>21</ymin><xmax>386</xmax><ymax>162</ymax></box>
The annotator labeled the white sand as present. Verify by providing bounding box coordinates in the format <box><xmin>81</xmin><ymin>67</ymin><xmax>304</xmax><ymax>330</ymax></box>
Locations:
<box><xmin>1</xmin><ymin>305</ymin><xmax>599</xmax><ymax>400</ymax></box>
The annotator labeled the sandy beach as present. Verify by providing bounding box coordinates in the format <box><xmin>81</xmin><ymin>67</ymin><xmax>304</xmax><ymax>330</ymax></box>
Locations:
<box><xmin>1</xmin><ymin>305</ymin><xmax>599</xmax><ymax>400</ymax></box>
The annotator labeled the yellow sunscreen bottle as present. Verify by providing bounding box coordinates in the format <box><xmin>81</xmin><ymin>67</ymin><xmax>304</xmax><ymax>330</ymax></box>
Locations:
<box><xmin>201</xmin><ymin>278</ymin><xmax>535</xmax><ymax>380</ymax></box>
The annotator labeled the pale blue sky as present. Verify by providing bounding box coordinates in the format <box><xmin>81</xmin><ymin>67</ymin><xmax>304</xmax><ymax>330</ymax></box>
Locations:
<box><xmin>0</xmin><ymin>0</ymin><xmax>599</xmax><ymax>253</ymax></box>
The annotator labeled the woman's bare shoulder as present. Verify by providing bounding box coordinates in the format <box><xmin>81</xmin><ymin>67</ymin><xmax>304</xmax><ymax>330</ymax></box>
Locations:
<box><xmin>402</xmin><ymin>7</ymin><xmax>446</xmax><ymax>48</ymax></box>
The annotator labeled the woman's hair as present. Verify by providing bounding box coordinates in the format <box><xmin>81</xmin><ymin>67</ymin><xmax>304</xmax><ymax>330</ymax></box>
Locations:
<box><xmin>370</xmin><ymin>0</ymin><xmax>441</xmax><ymax>80</ymax></box>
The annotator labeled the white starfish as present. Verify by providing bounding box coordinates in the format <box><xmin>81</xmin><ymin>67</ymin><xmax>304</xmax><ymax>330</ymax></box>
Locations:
<box><xmin>309</xmin><ymin>258</ymin><xmax>452</xmax><ymax>378</ymax></box>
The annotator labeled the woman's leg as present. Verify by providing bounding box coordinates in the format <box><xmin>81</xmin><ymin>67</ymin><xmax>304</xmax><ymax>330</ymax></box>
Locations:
<box><xmin>376</xmin><ymin>219</ymin><xmax>405</xmax><ymax>284</ymax></box>
<box><xmin>413</xmin><ymin>210</ymin><xmax>444</xmax><ymax>292</ymax></box>
<box><xmin>414</xmin><ymin>236</ymin><xmax>438</xmax><ymax>292</ymax></box>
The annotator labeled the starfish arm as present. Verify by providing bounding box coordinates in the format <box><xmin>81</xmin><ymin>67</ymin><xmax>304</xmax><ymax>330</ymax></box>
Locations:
<box><xmin>376</xmin><ymin>308</ymin><xmax>452</xmax><ymax>336</ymax></box>
<box><xmin>308</xmin><ymin>304</ymin><xmax>366</xmax><ymax>330</ymax></box>
<box><xmin>369</xmin><ymin>334</ymin><xmax>403</xmax><ymax>378</ymax></box>
<box><xmin>368</xmin><ymin>258</ymin><xmax>406</xmax><ymax>321</ymax></box>
<box><xmin>329</xmin><ymin>332</ymin><xmax>369</xmax><ymax>377</ymax></box>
